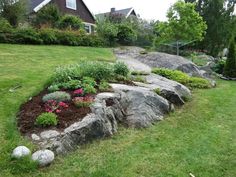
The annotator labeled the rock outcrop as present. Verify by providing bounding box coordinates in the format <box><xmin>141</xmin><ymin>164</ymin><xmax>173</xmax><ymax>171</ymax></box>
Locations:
<box><xmin>114</xmin><ymin>47</ymin><xmax>205</xmax><ymax>77</ymax></box>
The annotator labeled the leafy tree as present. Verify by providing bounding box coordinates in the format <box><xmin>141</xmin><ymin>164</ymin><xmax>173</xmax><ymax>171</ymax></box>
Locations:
<box><xmin>33</xmin><ymin>4</ymin><xmax>61</xmax><ymax>28</ymax></box>
<box><xmin>185</xmin><ymin>0</ymin><xmax>236</xmax><ymax>56</ymax></box>
<box><xmin>0</xmin><ymin>0</ymin><xmax>27</xmax><ymax>27</ymax></box>
<box><xmin>117</xmin><ymin>24</ymin><xmax>137</xmax><ymax>45</ymax></box>
<box><xmin>96</xmin><ymin>19</ymin><xmax>118</xmax><ymax>46</ymax></box>
<box><xmin>224</xmin><ymin>39</ymin><xmax>236</xmax><ymax>77</ymax></box>
<box><xmin>58</xmin><ymin>15</ymin><xmax>83</xmax><ymax>30</ymax></box>
<box><xmin>154</xmin><ymin>0</ymin><xmax>207</xmax><ymax>50</ymax></box>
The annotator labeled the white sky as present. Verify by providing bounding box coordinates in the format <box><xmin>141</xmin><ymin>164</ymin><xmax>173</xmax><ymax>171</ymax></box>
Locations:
<box><xmin>83</xmin><ymin>0</ymin><xmax>178</xmax><ymax>21</ymax></box>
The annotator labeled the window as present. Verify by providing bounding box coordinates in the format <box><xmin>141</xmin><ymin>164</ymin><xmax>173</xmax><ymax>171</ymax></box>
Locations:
<box><xmin>66</xmin><ymin>0</ymin><xmax>77</xmax><ymax>10</ymax></box>
<box><xmin>84</xmin><ymin>24</ymin><xmax>91</xmax><ymax>33</ymax></box>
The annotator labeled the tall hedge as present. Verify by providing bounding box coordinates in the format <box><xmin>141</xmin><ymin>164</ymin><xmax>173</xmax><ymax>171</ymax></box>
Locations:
<box><xmin>224</xmin><ymin>39</ymin><xmax>236</xmax><ymax>78</ymax></box>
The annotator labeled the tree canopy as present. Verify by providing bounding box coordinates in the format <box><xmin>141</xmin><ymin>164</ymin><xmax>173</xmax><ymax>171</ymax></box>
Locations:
<box><xmin>154</xmin><ymin>0</ymin><xmax>207</xmax><ymax>47</ymax></box>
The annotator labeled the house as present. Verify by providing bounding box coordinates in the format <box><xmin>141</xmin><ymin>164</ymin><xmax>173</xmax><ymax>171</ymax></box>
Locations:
<box><xmin>30</xmin><ymin>0</ymin><xmax>96</xmax><ymax>33</ymax></box>
<box><xmin>96</xmin><ymin>7</ymin><xmax>137</xmax><ymax>20</ymax></box>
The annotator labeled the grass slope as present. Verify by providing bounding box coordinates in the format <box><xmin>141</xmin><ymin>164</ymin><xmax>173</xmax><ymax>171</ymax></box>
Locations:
<box><xmin>0</xmin><ymin>44</ymin><xmax>235</xmax><ymax>177</ymax></box>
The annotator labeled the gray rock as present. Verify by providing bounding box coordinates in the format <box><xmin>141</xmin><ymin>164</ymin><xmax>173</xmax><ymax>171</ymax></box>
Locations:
<box><xmin>40</xmin><ymin>130</ymin><xmax>60</xmax><ymax>140</ymax></box>
<box><xmin>134</xmin><ymin>73</ymin><xmax>191</xmax><ymax>105</ymax></box>
<box><xmin>55</xmin><ymin>113</ymin><xmax>115</xmax><ymax>154</ymax></box>
<box><xmin>32</xmin><ymin>150</ymin><xmax>54</xmax><ymax>166</ymax></box>
<box><xmin>114</xmin><ymin>47</ymin><xmax>203</xmax><ymax>77</ymax></box>
<box><xmin>31</xmin><ymin>134</ymin><xmax>41</xmax><ymax>141</ymax></box>
<box><xmin>12</xmin><ymin>146</ymin><xmax>31</xmax><ymax>158</ymax></box>
<box><xmin>110</xmin><ymin>84</ymin><xmax>171</xmax><ymax>128</ymax></box>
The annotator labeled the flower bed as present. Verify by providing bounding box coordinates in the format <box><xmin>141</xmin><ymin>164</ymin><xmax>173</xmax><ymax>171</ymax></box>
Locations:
<box><xmin>17</xmin><ymin>89</ymin><xmax>92</xmax><ymax>135</ymax></box>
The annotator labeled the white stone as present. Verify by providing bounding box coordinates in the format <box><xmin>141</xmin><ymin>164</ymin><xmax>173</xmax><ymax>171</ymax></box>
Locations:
<box><xmin>12</xmin><ymin>146</ymin><xmax>31</xmax><ymax>158</ymax></box>
<box><xmin>40</xmin><ymin>130</ymin><xmax>60</xmax><ymax>140</ymax></box>
<box><xmin>31</xmin><ymin>134</ymin><xmax>40</xmax><ymax>141</ymax></box>
<box><xmin>32</xmin><ymin>150</ymin><xmax>55</xmax><ymax>166</ymax></box>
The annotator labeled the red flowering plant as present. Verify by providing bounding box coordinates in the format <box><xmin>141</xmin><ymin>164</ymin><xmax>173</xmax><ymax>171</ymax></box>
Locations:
<box><xmin>45</xmin><ymin>100</ymin><xmax>69</xmax><ymax>113</ymax></box>
<box><xmin>73</xmin><ymin>88</ymin><xmax>84</xmax><ymax>96</ymax></box>
<box><xmin>73</xmin><ymin>96</ymin><xmax>94</xmax><ymax>108</ymax></box>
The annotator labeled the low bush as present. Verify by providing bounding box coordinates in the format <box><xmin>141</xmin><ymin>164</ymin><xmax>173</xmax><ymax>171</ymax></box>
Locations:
<box><xmin>58</xmin><ymin>15</ymin><xmax>83</xmax><ymax>30</ymax></box>
<box><xmin>188</xmin><ymin>77</ymin><xmax>211</xmax><ymax>89</ymax></box>
<box><xmin>152</xmin><ymin>68</ymin><xmax>189</xmax><ymax>84</ymax></box>
<box><xmin>152</xmin><ymin>68</ymin><xmax>211</xmax><ymax>89</ymax></box>
<box><xmin>42</xmin><ymin>91</ymin><xmax>71</xmax><ymax>102</ymax></box>
<box><xmin>117</xmin><ymin>24</ymin><xmax>137</xmax><ymax>45</ymax></box>
<box><xmin>0</xmin><ymin>27</ymin><xmax>105</xmax><ymax>47</ymax></box>
<box><xmin>73</xmin><ymin>96</ymin><xmax>94</xmax><ymax>108</ymax></box>
<box><xmin>212</xmin><ymin>59</ymin><xmax>226</xmax><ymax>74</ymax></box>
<box><xmin>13</xmin><ymin>28</ymin><xmax>43</xmax><ymax>44</ymax></box>
<box><xmin>35</xmin><ymin>112</ymin><xmax>58</xmax><ymax>127</ymax></box>
<box><xmin>113</xmin><ymin>62</ymin><xmax>129</xmax><ymax>77</ymax></box>
<box><xmin>98</xmin><ymin>80</ymin><xmax>110</xmax><ymax>91</ymax></box>
<box><xmin>132</xmin><ymin>75</ymin><xmax>146</xmax><ymax>83</ymax></box>
<box><xmin>39</xmin><ymin>28</ymin><xmax>58</xmax><ymax>44</ymax></box>
<box><xmin>131</xmin><ymin>71</ymin><xmax>149</xmax><ymax>76</ymax></box>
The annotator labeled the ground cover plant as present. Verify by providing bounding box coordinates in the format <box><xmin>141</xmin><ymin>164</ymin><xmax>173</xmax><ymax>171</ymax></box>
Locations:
<box><xmin>152</xmin><ymin>68</ymin><xmax>211</xmax><ymax>89</ymax></box>
<box><xmin>0</xmin><ymin>44</ymin><xmax>235</xmax><ymax>177</ymax></box>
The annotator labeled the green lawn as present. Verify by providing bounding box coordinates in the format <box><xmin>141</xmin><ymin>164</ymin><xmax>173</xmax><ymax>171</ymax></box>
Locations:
<box><xmin>0</xmin><ymin>44</ymin><xmax>235</xmax><ymax>177</ymax></box>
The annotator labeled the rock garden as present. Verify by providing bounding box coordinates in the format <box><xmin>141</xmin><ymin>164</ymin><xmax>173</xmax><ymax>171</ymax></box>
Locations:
<box><xmin>14</xmin><ymin>47</ymin><xmax>215</xmax><ymax>166</ymax></box>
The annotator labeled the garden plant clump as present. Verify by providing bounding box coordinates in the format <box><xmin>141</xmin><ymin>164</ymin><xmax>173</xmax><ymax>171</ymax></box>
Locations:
<box><xmin>18</xmin><ymin>61</ymin><xmax>133</xmax><ymax>134</ymax></box>
<box><xmin>152</xmin><ymin>68</ymin><xmax>211</xmax><ymax>89</ymax></box>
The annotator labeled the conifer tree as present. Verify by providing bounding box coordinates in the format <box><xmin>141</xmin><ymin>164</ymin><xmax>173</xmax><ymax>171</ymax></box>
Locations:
<box><xmin>224</xmin><ymin>39</ymin><xmax>236</xmax><ymax>77</ymax></box>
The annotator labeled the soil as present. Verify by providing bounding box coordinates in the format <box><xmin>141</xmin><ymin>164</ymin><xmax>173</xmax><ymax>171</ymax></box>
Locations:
<box><xmin>17</xmin><ymin>89</ymin><xmax>92</xmax><ymax>135</ymax></box>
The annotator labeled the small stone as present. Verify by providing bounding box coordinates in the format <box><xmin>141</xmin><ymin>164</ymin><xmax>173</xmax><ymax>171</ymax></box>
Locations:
<box><xmin>12</xmin><ymin>146</ymin><xmax>31</xmax><ymax>159</ymax></box>
<box><xmin>32</xmin><ymin>150</ymin><xmax>55</xmax><ymax>166</ymax></box>
<box><xmin>31</xmin><ymin>134</ymin><xmax>40</xmax><ymax>141</ymax></box>
<box><xmin>40</xmin><ymin>130</ymin><xmax>60</xmax><ymax>140</ymax></box>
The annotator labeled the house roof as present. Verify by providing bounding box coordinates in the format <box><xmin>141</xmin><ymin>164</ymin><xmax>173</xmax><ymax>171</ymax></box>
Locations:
<box><xmin>96</xmin><ymin>7</ymin><xmax>136</xmax><ymax>19</ymax></box>
<box><xmin>29</xmin><ymin>0</ymin><xmax>96</xmax><ymax>22</ymax></box>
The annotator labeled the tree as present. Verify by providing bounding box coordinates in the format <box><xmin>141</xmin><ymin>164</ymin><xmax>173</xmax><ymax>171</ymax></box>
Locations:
<box><xmin>33</xmin><ymin>4</ymin><xmax>61</xmax><ymax>28</ymax></box>
<box><xmin>185</xmin><ymin>0</ymin><xmax>236</xmax><ymax>56</ymax></box>
<box><xmin>154</xmin><ymin>1</ymin><xmax>207</xmax><ymax>55</ymax></box>
<box><xmin>224</xmin><ymin>39</ymin><xmax>236</xmax><ymax>77</ymax></box>
<box><xmin>58</xmin><ymin>15</ymin><xmax>83</xmax><ymax>30</ymax></box>
<box><xmin>0</xmin><ymin>0</ymin><xmax>27</xmax><ymax>27</ymax></box>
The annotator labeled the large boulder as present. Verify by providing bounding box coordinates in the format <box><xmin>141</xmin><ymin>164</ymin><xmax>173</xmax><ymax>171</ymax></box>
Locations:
<box><xmin>114</xmin><ymin>47</ymin><xmax>204</xmax><ymax>77</ymax></box>
<box><xmin>110</xmin><ymin>84</ymin><xmax>171</xmax><ymax>128</ymax></box>
<box><xmin>134</xmin><ymin>73</ymin><xmax>191</xmax><ymax>105</ymax></box>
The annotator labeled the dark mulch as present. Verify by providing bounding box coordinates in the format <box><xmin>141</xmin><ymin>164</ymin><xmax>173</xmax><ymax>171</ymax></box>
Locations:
<box><xmin>17</xmin><ymin>89</ymin><xmax>91</xmax><ymax>135</ymax></box>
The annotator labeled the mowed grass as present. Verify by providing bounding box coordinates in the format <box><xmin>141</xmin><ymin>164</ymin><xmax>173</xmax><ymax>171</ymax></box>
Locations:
<box><xmin>0</xmin><ymin>44</ymin><xmax>236</xmax><ymax>177</ymax></box>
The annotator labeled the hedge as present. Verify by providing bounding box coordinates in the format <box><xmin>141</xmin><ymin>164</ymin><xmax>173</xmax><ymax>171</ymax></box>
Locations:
<box><xmin>0</xmin><ymin>27</ymin><xmax>105</xmax><ymax>47</ymax></box>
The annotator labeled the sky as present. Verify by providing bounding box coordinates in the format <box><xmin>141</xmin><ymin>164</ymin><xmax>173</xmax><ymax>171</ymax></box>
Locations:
<box><xmin>83</xmin><ymin>0</ymin><xmax>178</xmax><ymax>21</ymax></box>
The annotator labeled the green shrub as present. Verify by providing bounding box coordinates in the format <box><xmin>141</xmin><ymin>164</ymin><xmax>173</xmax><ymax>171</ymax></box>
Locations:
<box><xmin>79</xmin><ymin>62</ymin><xmax>114</xmax><ymax>81</ymax></box>
<box><xmin>212</xmin><ymin>59</ymin><xmax>226</xmax><ymax>74</ymax></box>
<box><xmin>113</xmin><ymin>62</ymin><xmax>129</xmax><ymax>77</ymax></box>
<box><xmin>35</xmin><ymin>112</ymin><xmax>58</xmax><ymax>127</ymax></box>
<box><xmin>33</xmin><ymin>4</ymin><xmax>61</xmax><ymax>28</ymax></box>
<box><xmin>48</xmin><ymin>84</ymin><xmax>60</xmax><ymax>92</ymax></box>
<box><xmin>152</xmin><ymin>68</ymin><xmax>211</xmax><ymax>89</ymax></box>
<box><xmin>82</xmin><ymin>77</ymin><xmax>96</xmax><ymax>87</ymax></box>
<box><xmin>82</xmin><ymin>84</ymin><xmax>96</xmax><ymax>94</ymax></box>
<box><xmin>13</xmin><ymin>28</ymin><xmax>43</xmax><ymax>44</ymax></box>
<box><xmin>42</xmin><ymin>91</ymin><xmax>71</xmax><ymax>102</ymax></box>
<box><xmin>55</xmin><ymin>30</ymin><xmax>79</xmax><ymax>46</ymax></box>
<box><xmin>132</xmin><ymin>76</ymin><xmax>146</xmax><ymax>83</ymax></box>
<box><xmin>131</xmin><ymin>71</ymin><xmax>149</xmax><ymax>76</ymax></box>
<box><xmin>188</xmin><ymin>77</ymin><xmax>211</xmax><ymax>89</ymax></box>
<box><xmin>98</xmin><ymin>80</ymin><xmax>110</xmax><ymax>91</ymax></box>
<box><xmin>152</xmin><ymin>68</ymin><xmax>189</xmax><ymax>84</ymax></box>
<box><xmin>153</xmin><ymin>88</ymin><xmax>161</xmax><ymax>95</ymax></box>
<box><xmin>60</xmin><ymin>80</ymin><xmax>82</xmax><ymax>90</ymax></box>
<box><xmin>39</xmin><ymin>28</ymin><xmax>58</xmax><ymax>44</ymax></box>
<box><xmin>58</xmin><ymin>15</ymin><xmax>83</xmax><ymax>30</ymax></box>
<box><xmin>117</xmin><ymin>24</ymin><xmax>137</xmax><ymax>45</ymax></box>
<box><xmin>0</xmin><ymin>17</ymin><xmax>13</xmax><ymax>33</ymax></box>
